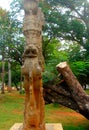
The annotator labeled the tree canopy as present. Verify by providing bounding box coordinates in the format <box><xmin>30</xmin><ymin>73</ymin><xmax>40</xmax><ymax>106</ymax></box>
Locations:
<box><xmin>43</xmin><ymin>0</ymin><xmax>89</xmax><ymax>60</ymax></box>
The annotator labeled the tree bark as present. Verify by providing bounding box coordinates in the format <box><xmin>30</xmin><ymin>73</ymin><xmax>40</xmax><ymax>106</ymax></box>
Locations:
<box><xmin>44</xmin><ymin>62</ymin><xmax>89</xmax><ymax>120</ymax></box>
<box><xmin>8</xmin><ymin>62</ymin><xmax>12</xmax><ymax>92</ymax></box>
<box><xmin>1</xmin><ymin>59</ymin><xmax>5</xmax><ymax>94</ymax></box>
<box><xmin>22</xmin><ymin>0</ymin><xmax>45</xmax><ymax>130</ymax></box>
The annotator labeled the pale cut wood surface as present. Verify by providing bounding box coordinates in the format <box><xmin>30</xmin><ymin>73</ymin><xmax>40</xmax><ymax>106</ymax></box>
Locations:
<box><xmin>10</xmin><ymin>123</ymin><xmax>63</xmax><ymax>130</ymax></box>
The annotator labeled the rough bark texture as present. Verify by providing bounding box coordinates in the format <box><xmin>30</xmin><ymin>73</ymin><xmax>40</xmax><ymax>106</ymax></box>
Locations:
<box><xmin>8</xmin><ymin>62</ymin><xmax>12</xmax><ymax>92</ymax></box>
<box><xmin>21</xmin><ymin>0</ymin><xmax>45</xmax><ymax>130</ymax></box>
<box><xmin>44</xmin><ymin>62</ymin><xmax>89</xmax><ymax>120</ymax></box>
<box><xmin>1</xmin><ymin>60</ymin><xmax>5</xmax><ymax>94</ymax></box>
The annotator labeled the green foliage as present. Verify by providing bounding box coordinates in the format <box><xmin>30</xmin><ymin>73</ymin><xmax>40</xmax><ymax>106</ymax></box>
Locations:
<box><xmin>70</xmin><ymin>61</ymin><xmax>89</xmax><ymax>77</ymax></box>
<box><xmin>19</xmin><ymin>88</ymin><xmax>25</xmax><ymax>94</ymax></box>
<box><xmin>42</xmin><ymin>37</ymin><xmax>69</xmax><ymax>83</ymax></box>
<box><xmin>53</xmin><ymin>103</ymin><xmax>60</xmax><ymax>108</ymax></box>
<box><xmin>68</xmin><ymin>42</ymin><xmax>86</xmax><ymax>61</ymax></box>
<box><xmin>43</xmin><ymin>37</ymin><xmax>69</xmax><ymax>64</ymax></box>
<box><xmin>0</xmin><ymin>7</ymin><xmax>24</xmax><ymax>65</ymax></box>
<box><xmin>70</xmin><ymin>61</ymin><xmax>89</xmax><ymax>85</ymax></box>
<box><xmin>44</xmin><ymin>0</ymin><xmax>89</xmax><ymax>55</ymax></box>
<box><xmin>11</xmin><ymin>69</ymin><xmax>21</xmax><ymax>86</ymax></box>
<box><xmin>84</xmin><ymin>40</ymin><xmax>89</xmax><ymax>60</ymax></box>
<box><xmin>4</xmin><ymin>63</ymin><xmax>21</xmax><ymax>87</ymax></box>
<box><xmin>0</xmin><ymin>8</ymin><xmax>10</xmax><ymax>58</ymax></box>
<box><xmin>10</xmin><ymin>0</ymin><xmax>24</xmax><ymax>18</ymax></box>
<box><xmin>42</xmin><ymin>0</ymin><xmax>89</xmax><ymax>86</ymax></box>
<box><xmin>42</xmin><ymin>68</ymin><xmax>56</xmax><ymax>83</ymax></box>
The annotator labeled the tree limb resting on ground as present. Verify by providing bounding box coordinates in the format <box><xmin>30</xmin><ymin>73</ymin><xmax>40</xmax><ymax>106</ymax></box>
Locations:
<box><xmin>44</xmin><ymin>62</ymin><xmax>89</xmax><ymax>120</ymax></box>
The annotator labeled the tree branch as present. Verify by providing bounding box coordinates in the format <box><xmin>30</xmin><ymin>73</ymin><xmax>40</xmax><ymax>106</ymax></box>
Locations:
<box><xmin>44</xmin><ymin>62</ymin><xmax>89</xmax><ymax>120</ymax></box>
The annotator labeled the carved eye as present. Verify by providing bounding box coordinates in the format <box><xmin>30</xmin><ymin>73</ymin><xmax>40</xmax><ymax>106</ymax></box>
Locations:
<box><xmin>32</xmin><ymin>49</ymin><xmax>37</xmax><ymax>54</ymax></box>
<box><xmin>25</xmin><ymin>50</ymin><xmax>30</xmax><ymax>54</ymax></box>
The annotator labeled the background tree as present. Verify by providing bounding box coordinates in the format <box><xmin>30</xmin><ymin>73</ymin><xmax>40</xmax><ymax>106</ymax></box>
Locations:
<box><xmin>4</xmin><ymin>62</ymin><xmax>21</xmax><ymax>90</ymax></box>
<box><xmin>40</xmin><ymin>0</ymin><xmax>89</xmax><ymax>86</ymax></box>
<box><xmin>0</xmin><ymin>6</ymin><xmax>24</xmax><ymax>91</ymax></box>
<box><xmin>0</xmin><ymin>8</ymin><xmax>9</xmax><ymax>93</ymax></box>
<box><xmin>44</xmin><ymin>0</ymin><xmax>89</xmax><ymax>60</ymax></box>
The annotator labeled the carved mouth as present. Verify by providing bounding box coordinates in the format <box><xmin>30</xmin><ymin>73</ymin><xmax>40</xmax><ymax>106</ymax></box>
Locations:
<box><xmin>29</xmin><ymin>55</ymin><xmax>37</xmax><ymax>58</ymax></box>
<box><xmin>26</xmin><ymin>54</ymin><xmax>37</xmax><ymax>58</ymax></box>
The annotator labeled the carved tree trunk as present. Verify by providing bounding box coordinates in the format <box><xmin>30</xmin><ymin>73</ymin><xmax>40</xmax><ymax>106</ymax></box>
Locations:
<box><xmin>22</xmin><ymin>0</ymin><xmax>45</xmax><ymax>130</ymax></box>
<box><xmin>44</xmin><ymin>62</ymin><xmax>89</xmax><ymax>120</ymax></box>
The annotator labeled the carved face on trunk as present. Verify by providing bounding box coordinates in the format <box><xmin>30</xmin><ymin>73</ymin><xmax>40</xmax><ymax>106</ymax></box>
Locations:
<box><xmin>23</xmin><ymin>45</ymin><xmax>38</xmax><ymax>58</ymax></box>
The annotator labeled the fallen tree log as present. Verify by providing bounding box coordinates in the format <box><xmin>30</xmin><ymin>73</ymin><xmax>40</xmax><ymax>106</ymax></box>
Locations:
<box><xmin>44</xmin><ymin>62</ymin><xmax>89</xmax><ymax>120</ymax></box>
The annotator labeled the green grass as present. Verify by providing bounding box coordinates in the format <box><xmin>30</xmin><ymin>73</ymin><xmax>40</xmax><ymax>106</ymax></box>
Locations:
<box><xmin>45</xmin><ymin>104</ymin><xmax>89</xmax><ymax>130</ymax></box>
<box><xmin>85</xmin><ymin>89</ymin><xmax>89</xmax><ymax>95</ymax></box>
<box><xmin>63</xmin><ymin>125</ymin><xmax>89</xmax><ymax>130</ymax></box>
<box><xmin>0</xmin><ymin>91</ymin><xmax>89</xmax><ymax>130</ymax></box>
<box><xmin>0</xmin><ymin>92</ymin><xmax>24</xmax><ymax>130</ymax></box>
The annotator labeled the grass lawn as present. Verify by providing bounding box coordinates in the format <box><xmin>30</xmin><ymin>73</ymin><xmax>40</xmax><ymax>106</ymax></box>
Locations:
<box><xmin>0</xmin><ymin>90</ymin><xmax>89</xmax><ymax>130</ymax></box>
